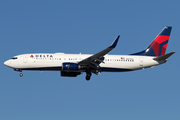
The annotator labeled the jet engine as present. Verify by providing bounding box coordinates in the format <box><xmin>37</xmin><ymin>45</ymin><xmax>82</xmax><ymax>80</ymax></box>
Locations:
<box><xmin>62</xmin><ymin>62</ymin><xmax>80</xmax><ymax>71</ymax></box>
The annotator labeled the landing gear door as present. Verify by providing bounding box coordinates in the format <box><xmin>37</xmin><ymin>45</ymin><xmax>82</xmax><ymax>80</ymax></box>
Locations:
<box><xmin>139</xmin><ymin>58</ymin><xmax>143</xmax><ymax>66</ymax></box>
<box><xmin>23</xmin><ymin>55</ymin><xmax>28</xmax><ymax>63</ymax></box>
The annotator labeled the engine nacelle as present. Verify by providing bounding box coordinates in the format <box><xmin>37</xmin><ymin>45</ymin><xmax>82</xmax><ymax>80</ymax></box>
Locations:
<box><xmin>62</xmin><ymin>62</ymin><xmax>79</xmax><ymax>71</ymax></box>
<box><xmin>61</xmin><ymin>71</ymin><xmax>81</xmax><ymax>77</ymax></box>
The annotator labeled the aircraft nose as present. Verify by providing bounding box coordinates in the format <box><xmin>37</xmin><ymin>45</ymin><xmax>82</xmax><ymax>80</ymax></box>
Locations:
<box><xmin>4</xmin><ymin>61</ymin><xmax>8</xmax><ymax>66</ymax></box>
<box><xmin>4</xmin><ymin>60</ymin><xmax>10</xmax><ymax>67</ymax></box>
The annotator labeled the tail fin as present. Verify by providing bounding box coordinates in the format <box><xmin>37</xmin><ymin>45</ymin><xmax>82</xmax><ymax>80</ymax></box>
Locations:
<box><xmin>131</xmin><ymin>26</ymin><xmax>172</xmax><ymax>57</ymax></box>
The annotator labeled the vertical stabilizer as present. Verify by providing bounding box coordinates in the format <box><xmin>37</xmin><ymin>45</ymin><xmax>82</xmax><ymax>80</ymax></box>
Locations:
<box><xmin>131</xmin><ymin>27</ymin><xmax>172</xmax><ymax>56</ymax></box>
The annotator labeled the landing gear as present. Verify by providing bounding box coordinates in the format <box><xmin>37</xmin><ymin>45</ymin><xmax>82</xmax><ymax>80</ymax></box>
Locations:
<box><xmin>86</xmin><ymin>70</ymin><xmax>92</xmax><ymax>81</ymax></box>
<box><xmin>19</xmin><ymin>73</ymin><xmax>23</xmax><ymax>77</ymax></box>
<box><xmin>86</xmin><ymin>74</ymin><xmax>91</xmax><ymax>81</ymax></box>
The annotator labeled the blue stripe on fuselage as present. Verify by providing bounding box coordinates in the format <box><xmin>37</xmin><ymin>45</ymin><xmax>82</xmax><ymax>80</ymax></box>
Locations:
<box><xmin>20</xmin><ymin>66</ymin><xmax>133</xmax><ymax>72</ymax></box>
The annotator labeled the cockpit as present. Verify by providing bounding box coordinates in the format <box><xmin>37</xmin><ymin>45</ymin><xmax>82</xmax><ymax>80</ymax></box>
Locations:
<box><xmin>11</xmin><ymin>57</ymin><xmax>18</xmax><ymax>60</ymax></box>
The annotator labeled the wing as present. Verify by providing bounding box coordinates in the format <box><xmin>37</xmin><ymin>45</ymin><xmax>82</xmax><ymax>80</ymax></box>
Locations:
<box><xmin>78</xmin><ymin>36</ymin><xmax>120</xmax><ymax>70</ymax></box>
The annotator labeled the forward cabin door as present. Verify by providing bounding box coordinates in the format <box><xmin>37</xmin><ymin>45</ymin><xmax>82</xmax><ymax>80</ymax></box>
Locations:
<box><xmin>23</xmin><ymin>55</ymin><xmax>28</xmax><ymax>63</ymax></box>
<box><xmin>139</xmin><ymin>58</ymin><xmax>143</xmax><ymax>66</ymax></box>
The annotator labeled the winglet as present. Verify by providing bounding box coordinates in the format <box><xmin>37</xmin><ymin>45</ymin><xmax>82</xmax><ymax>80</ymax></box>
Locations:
<box><xmin>109</xmin><ymin>35</ymin><xmax>120</xmax><ymax>48</ymax></box>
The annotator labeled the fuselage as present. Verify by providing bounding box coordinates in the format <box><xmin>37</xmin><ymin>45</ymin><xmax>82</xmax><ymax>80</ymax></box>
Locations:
<box><xmin>4</xmin><ymin>53</ymin><xmax>164</xmax><ymax>72</ymax></box>
<box><xmin>3</xmin><ymin>27</ymin><xmax>174</xmax><ymax>80</ymax></box>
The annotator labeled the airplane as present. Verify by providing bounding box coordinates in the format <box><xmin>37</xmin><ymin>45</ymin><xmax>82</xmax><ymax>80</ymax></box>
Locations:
<box><xmin>4</xmin><ymin>26</ymin><xmax>175</xmax><ymax>81</ymax></box>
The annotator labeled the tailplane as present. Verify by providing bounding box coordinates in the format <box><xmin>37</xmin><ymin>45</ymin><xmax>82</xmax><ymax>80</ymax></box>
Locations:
<box><xmin>131</xmin><ymin>26</ymin><xmax>172</xmax><ymax>57</ymax></box>
<box><xmin>153</xmin><ymin>52</ymin><xmax>175</xmax><ymax>61</ymax></box>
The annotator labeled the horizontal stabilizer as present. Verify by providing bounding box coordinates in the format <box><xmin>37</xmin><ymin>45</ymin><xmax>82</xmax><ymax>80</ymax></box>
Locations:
<box><xmin>153</xmin><ymin>52</ymin><xmax>175</xmax><ymax>61</ymax></box>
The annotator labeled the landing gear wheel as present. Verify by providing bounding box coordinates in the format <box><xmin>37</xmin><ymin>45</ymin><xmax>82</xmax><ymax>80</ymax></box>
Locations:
<box><xmin>19</xmin><ymin>73</ymin><xmax>23</xmax><ymax>77</ymax></box>
<box><xmin>86</xmin><ymin>75</ymin><xmax>91</xmax><ymax>81</ymax></box>
<box><xmin>85</xmin><ymin>70</ymin><xmax>92</xmax><ymax>81</ymax></box>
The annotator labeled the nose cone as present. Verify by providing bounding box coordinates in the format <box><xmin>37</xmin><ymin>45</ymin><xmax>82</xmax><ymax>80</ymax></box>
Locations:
<box><xmin>4</xmin><ymin>60</ymin><xmax>10</xmax><ymax>67</ymax></box>
<box><xmin>4</xmin><ymin>61</ymin><xmax>8</xmax><ymax>66</ymax></box>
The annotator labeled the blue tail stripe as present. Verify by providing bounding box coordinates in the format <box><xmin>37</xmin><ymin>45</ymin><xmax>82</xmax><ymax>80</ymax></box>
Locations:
<box><xmin>158</xmin><ymin>40</ymin><xmax>169</xmax><ymax>56</ymax></box>
<box><xmin>159</xmin><ymin>27</ymin><xmax>172</xmax><ymax>36</ymax></box>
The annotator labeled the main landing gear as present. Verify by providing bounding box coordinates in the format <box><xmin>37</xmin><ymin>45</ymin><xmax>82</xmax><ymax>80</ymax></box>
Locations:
<box><xmin>86</xmin><ymin>70</ymin><xmax>92</xmax><ymax>81</ymax></box>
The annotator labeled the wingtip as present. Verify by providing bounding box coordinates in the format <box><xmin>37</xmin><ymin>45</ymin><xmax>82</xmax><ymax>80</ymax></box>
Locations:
<box><xmin>109</xmin><ymin>35</ymin><xmax>120</xmax><ymax>48</ymax></box>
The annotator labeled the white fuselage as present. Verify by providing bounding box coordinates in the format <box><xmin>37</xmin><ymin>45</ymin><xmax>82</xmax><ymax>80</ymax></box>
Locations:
<box><xmin>4</xmin><ymin>53</ymin><xmax>164</xmax><ymax>72</ymax></box>
<box><xmin>3</xmin><ymin>27</ymin><xmax>173</xmax><ymax>80</ymax></box>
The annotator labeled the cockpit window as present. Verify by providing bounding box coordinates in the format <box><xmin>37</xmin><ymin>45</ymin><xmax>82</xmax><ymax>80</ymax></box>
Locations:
<box><xmin>11</xmin><ymin>57</ymin><xmax>18</xmax><ymax>60</ymax></box>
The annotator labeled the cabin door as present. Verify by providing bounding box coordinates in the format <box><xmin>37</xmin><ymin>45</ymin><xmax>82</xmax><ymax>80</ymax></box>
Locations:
<box><xmin>23</xmin><ymin>55</ymin><xmax>28</xmax><ymax>63</ymax></box>
<box><xmin>139</xmin><ymin>58</ymin><xmax>143</xmax><ymax>66</ymax></box>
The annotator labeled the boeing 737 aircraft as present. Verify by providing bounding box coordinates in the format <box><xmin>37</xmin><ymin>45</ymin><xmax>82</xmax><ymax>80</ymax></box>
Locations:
<box><xmin>4</xmin><ymin>27</ymin><xmax>175</xmax><ymax>80</ymax></box>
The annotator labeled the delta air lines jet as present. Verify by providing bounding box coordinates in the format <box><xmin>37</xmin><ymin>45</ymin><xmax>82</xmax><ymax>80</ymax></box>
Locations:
<box><xmin>4</xmin><ymin>27</ymin><xmax>175</xmax><ymax>80</ymax></box>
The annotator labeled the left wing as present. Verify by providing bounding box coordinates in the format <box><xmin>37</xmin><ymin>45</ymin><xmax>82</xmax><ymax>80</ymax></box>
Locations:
<box><xmin>78</xmin><ymin>36</ymin><xmax>120</xmax><ymax>70</ymax></box>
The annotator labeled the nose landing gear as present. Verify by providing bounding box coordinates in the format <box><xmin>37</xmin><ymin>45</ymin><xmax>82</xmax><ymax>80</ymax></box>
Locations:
<box><xmin>14</xmin><ymin>69</ymin><xmax>23</xmax><ymax>77</ymax></box>
<box><xmin>19</xmin><ymin>73</ymin><xmax>23</xmax><ymax>77</ymax></box>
